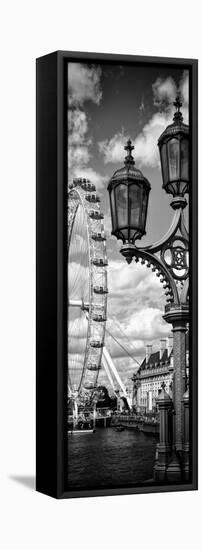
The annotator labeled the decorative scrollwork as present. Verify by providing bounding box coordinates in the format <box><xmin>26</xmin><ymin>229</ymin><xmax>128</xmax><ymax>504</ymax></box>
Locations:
<box><xmin>161</xmin><ymin>236</ymin><xmax>189</xmax><ymax>281</ymax></box>
<box><xmin>131</xmin><ymin>207</ymin><xmax>189</xmax><ymax>307</ymax></box>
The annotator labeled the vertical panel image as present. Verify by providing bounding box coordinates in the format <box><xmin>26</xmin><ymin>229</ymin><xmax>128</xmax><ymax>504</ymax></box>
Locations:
<box><xmin>66</xmin><ymin>60</ymin><xmax>190</xmax><ymax>493</ymax></box>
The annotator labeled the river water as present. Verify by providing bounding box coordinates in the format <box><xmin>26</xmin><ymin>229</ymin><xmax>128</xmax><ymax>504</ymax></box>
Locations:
<box><xmin>67</xmin><ymin>427</ymin><xmax>157</xmax><ymax>491</ymax></box>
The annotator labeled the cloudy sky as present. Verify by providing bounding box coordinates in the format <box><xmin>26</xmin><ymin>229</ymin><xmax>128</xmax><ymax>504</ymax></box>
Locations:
<box><xmin>68</xmin><ymin>61</ymin><xmax>189</xmax><ymax>391</ymax></box>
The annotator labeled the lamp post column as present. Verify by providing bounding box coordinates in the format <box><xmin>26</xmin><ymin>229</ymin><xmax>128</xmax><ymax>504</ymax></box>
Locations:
<box><xmin>163</xmin><ymin>306</ymin><xmax>189</xmax><ymax>452</ymax></box>
<box><xmin>182</xmin><ymin>386</ymin><xmax>190</xmax><ymax>480</ymax></box>
<box><xmin>153</xmin><ymin>383</ymin><xmax>172</xmax><ymax>481</ymax></box>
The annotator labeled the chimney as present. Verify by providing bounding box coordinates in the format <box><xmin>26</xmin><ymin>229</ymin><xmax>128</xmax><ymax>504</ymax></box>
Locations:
<box><xmin>160</xmin><ymin>339</ymin><xmax>166</xmax><ymax>361</ymax></box>
<box><xmin>167</xmin><ymin>335</ymin><xmax>173</xmax><ymax>357</ymax></box>
<box><xmin>146</xmin><ymin>344</ymin><xmax>152</xmax><ymax>364</ymax></box>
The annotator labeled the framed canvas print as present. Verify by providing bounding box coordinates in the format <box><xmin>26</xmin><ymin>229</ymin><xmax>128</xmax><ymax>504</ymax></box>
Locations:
<box><xmin>36</xmin><ymin>51</ymin><xmax>198</xmax><ymax>499</ymax></box>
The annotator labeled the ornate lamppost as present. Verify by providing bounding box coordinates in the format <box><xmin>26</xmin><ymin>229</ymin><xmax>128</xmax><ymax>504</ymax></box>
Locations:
<box><xmin>108</xmin><ymin>97</ymin><xmax>189</xmax><ymax>481</ymax></box>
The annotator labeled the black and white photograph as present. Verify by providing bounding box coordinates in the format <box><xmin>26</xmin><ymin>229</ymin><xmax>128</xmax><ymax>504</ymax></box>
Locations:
<box><xmin>1</xmin><ymin>0</ymin><xmax>201</xmax><ymax>546</ymax></box>
<box><xmin>67</xmin><ymin>60</ymin><xmax>192</xmax><ymax>492</ymax></box>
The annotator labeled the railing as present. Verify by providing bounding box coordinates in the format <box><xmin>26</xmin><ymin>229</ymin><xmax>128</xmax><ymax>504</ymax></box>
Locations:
<box><xmin>114</xmin><ymin>414</ymin><xmax>159</xmax><ymax>424</ymax></box>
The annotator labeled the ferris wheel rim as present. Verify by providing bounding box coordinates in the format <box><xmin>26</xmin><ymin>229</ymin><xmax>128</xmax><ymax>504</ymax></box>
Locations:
<box><xmin>68</xmin><ymin>179</ymin><xmax>108</xmax><ymax>400</ymax></box>
<box><xmin>68</xmin><ymin>196</ymin><xmax>92</xmax><ymax>391</ymax></box>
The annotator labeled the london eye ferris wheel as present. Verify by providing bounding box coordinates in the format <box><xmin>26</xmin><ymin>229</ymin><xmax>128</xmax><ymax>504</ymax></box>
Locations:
<box><xmin>68</xmin><ymin>178</ymin><xmax>108</xmax><ymax>403</ymax></box>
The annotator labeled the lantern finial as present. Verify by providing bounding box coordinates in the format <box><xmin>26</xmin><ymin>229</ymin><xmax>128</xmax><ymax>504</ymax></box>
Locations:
<box><xmin>173</xmin><ymin>95</ymin><xmax>183</xmax><ymax>123</ymax></box>
<box><xmin>124</xmin><ymin>139</ymin><xmax>135</xmax><ymax>165</ymax></box>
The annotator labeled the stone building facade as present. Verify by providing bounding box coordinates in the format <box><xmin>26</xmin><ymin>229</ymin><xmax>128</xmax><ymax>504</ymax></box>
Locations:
<box><xmin>133</xmin><ymin>338</ymin><xmax>170</xmax><ymax>413</ymax></box>
<box><xmin>132</xmin><ymin>333</ymin><xmax>189</xmax><ymax>413</ymax></box>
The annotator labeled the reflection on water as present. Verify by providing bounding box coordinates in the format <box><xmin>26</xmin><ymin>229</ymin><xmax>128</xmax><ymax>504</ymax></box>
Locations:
<box><xmin>67</xmin><ymin>427</ymin><xmax>156</xmax><ymax>491</ymax></box>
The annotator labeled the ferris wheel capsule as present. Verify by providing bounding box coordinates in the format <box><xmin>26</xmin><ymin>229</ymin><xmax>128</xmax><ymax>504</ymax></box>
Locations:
<box><xmin>93</xmin><ymin>285</ymin><xmax>108</xmax><ymax>294</ymax></box>
<box><xmin>90</xmin><ymin>340</ymin><xmax>104</xmax><ymax>348</ymax></box>
<box><xmin>85</xmin><ymin>193</ymin><xmax>100</xmax><ymax>203</ymax></box>
<box><xmin>89</xmin><ymin>210</ymin><xmax>104</xmax><ymax>220</ymax></box>
<box><xmin>91</xmin><ymin>232</ymin><xmax>106</xmax><ymax>242</ymax></box>
<box><xmin>87</xmin><ymin>363</ymin><xmax>101</xmax><ymax>371</ymax></box>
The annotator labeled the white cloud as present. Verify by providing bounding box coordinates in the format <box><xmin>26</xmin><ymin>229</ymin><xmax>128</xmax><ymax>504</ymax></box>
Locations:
<box><xmin>98</xmin><ymin>71</ymin><xmax>189</xmax><ymax>169</ymax></box>
<box><xmin>105</xmin><ymin>260</ymin><xmax>171</xmax><ymax>369</ymax></box>
<box><xmin>68</xmin><ymin>63</ymin><xmax>102</xmax><ymax>106</ymax></box>
<box><xmin>68</xmin><ymin>63</ymin><xmax>106</xmax><ymax>189</ymax></box>
<box><xmin>126</xmin><ymin>307</ymin><xmax>169</xmax><ymax>341</ymax></box>
<box><xmin>68</xmin><ymin>109</ymin><xmax>89</xmax><ymax>144</ymax></box>
<box><xmin>152</xmin><ymin>71</ymin><xmax>189</xmax><ymax>124</ymax></box>
<box><xmin>152</xmin><ymin>76</ymin><xmax>176</xmax><ymax>109</ymax></box>
<box><xmin>134</xmin><ymin>111</ymin><xmax>172</xmax><ymax>168</ymax></box>
<box><xmin>108</xmin><ymin>259</ymin><xmax>163</xmax><ymax>300</ymax></box>
<box><xmin>98</xmin><ymin>113</ymin><xmax>172</xmax><ymax>169</ymax></box>
<box><xmin>68</xmin><ymin>109</ymin><xmax>91</xmax><ymax>169</ymax></box>
<box><xmin>134</xmin><ymin>71</ymin><xmax>189</xmax><ymax>167</ymax></box>
<box><xmin>68</xmin><ymin>145</ymin><xmax>90</xmax><ymax>171</ymax></box>
<box><xmin>98</xmin><ymin>131</ymin><xmax>128</xmax><ymax>164</ymax></box>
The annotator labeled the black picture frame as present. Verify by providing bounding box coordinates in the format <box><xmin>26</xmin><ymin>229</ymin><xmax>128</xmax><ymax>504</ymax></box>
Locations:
<box><xmin>36</xmin><ymin>51</ymin><xmax>198</xmax><ymax>499</ymax></box>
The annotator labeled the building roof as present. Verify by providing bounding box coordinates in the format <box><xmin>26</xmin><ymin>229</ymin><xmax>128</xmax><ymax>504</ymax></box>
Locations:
<box><xmin>133</xmin><ymin>349</ymin><xmax>173</xmax><ymax>380</ymax></box>
<box><xmin>140</xmin><ymin>348</ymin><xmax>171</xmax><ymax>370</ymax></box>
<box><xmin>132</xmin><ymin>329</ymin><xmax>189</xmax><ymax>380</ymax></box>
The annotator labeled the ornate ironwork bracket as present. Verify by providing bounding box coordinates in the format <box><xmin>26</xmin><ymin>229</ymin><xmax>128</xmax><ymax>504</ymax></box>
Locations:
<box><xmin>121</xmin><ymin>207</ymin><xmax>189</xmax><ymax>309</ymax></box>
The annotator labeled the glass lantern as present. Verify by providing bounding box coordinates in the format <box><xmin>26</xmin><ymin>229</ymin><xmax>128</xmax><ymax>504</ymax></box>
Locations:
<box><xmin>158</xmin><ymin>97</ymin><xmax>189</xmax><ymax>207</ymax></box>
<box><xmin>108</xmin><ymin>140</ymin><xmax>151</xmax><ymax>248</ymax></box>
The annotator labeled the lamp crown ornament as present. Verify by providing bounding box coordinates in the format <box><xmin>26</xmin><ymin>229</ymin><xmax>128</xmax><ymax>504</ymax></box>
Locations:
<box><xmin>124</xmin><ymin>139</ymin><xmax>135</xmax><ymax>165</ymax></box>
<box><xmin>173</xmin><ymin>95</ymin><xmax>183</xmax><ymax>123</ymax></box>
